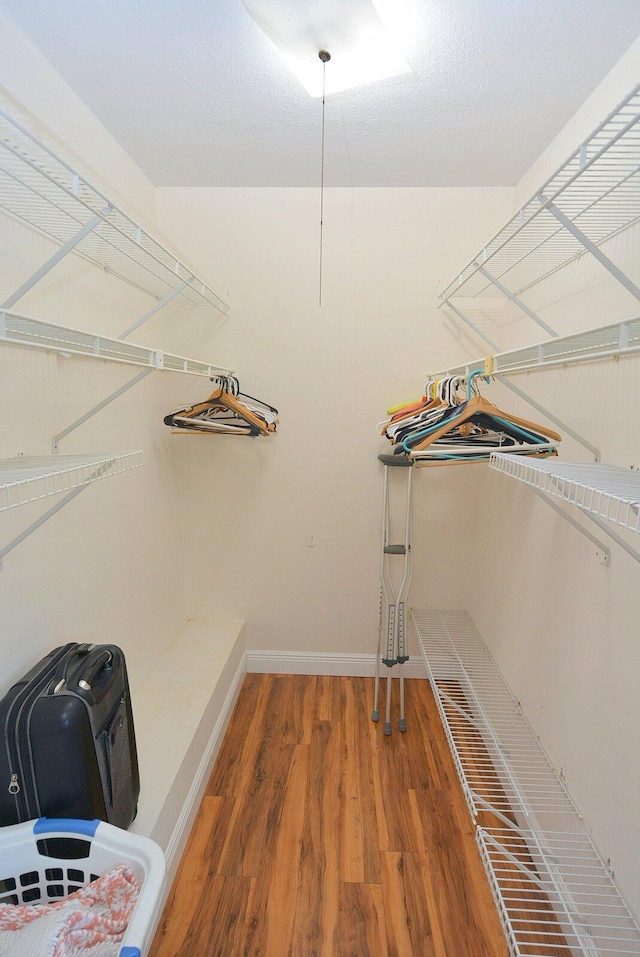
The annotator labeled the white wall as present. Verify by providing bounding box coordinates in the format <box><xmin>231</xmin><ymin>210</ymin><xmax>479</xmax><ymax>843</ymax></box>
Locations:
<box><xmin>156</xmin><ymin>185</ymin><xmax>513</xmax><ymax>654</ymax></box>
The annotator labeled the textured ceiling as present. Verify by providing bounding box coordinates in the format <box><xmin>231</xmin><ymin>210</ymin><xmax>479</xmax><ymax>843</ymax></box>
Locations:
<box><xmin>2</xmin><ymin>0</ymin><xmax>640</xmax><ymax>187</ymax></box>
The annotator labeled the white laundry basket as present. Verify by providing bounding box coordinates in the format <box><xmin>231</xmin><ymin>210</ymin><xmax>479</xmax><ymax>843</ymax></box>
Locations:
<box><xmin>0</xmin><ymin>817</ymin><xmax>166</xmax><ymax>957</ymax></box>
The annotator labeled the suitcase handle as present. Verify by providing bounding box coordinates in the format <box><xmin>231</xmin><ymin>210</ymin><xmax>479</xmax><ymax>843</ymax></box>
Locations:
<box><xmin>50</xmin><ymin>644</ymin><xmax>93</xmax><ymax>693</ymax></box>
<box><xmin>76</xmin><ymin>649</ymin><xmax>113</xmax><ymax>691</ymax></box>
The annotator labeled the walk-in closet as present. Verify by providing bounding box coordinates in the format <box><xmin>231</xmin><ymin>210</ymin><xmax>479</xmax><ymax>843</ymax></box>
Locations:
<box><xmin>0</xmin><ymin>2</ymin><xmax>639</xmax><ymax>955</ymax></box>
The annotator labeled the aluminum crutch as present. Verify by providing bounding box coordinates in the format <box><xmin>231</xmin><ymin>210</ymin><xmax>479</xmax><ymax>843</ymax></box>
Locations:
<box><xmin>372</xmin><ymin>453</ymin><xmax>414</xmax><ymax>734</ymax></box>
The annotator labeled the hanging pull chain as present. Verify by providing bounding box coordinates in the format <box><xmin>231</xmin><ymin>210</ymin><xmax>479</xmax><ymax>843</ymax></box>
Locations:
<box><xmin>319</xmin><ymin>50</ymin><xmax>330</xmax><ymax>307</ymax></box>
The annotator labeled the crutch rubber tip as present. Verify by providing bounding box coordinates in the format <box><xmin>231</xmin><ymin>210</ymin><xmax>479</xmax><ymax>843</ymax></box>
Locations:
<box><xmin>371</xmin><ymin>710</ymin><xmax>380</xmax><ymax>721</ymax></box>
<box><xmin>383</xmin><ymin>722</ymin><xmax>392</xmax><ymax>735</ymax></box>
<box><xmin>398</xmin><ymin>718</ymin><xmax>407</xmax><ymax>732</ymax></box>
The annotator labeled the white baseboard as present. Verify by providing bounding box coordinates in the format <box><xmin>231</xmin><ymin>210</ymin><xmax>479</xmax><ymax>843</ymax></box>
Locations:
<box><xmin>246</xmin><ymin>650</ymin><xmax>427</xmax><ymax>678</ymax></box>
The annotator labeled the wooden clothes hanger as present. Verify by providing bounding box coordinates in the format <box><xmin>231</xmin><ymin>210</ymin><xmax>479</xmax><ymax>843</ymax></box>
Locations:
<box><xmin>389</xmin><ymin>370</ymin><xmax>560</xmax><ymax>465</ymax></box>
<box><xmin>407</xmin><ymin>393</ymin><xmax>561</xmax><ymax>453</ymax></box>
<box><xmin>165</xmin><ymin>380</ymin><xmax>278</xmax><ymax>436</ymax></box>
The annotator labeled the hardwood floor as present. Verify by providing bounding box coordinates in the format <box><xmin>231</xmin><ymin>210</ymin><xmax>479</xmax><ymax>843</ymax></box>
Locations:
<box><xmin>149</xmin><ymin>674</ymin><xmax>510</xmax><ymax>957</ymax></box>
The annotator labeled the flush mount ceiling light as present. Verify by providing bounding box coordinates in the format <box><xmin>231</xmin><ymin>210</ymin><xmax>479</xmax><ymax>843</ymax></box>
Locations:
<box><xmin>241</xmin><ymin>0</ymin><xmax>411</xmax><ymax>96</ymax></box>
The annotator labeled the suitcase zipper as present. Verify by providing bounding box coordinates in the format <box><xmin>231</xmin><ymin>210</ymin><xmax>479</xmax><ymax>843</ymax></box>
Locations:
<box><xmin>4</xmin><ymin>645</ymin><xmax>75</xmax><ymax>820</ymax></box>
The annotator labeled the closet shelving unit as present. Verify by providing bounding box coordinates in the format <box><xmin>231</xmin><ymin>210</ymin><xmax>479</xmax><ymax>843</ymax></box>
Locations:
<box><xmin>490</xmin><ymin>455</ymin><xmax>640</xmax><ymax>535</ymax></box>
<box><xmin>439</xmin><ymin>83</ymin><xmax>640</xmax><ymax>344</ymax></box>
<box><xmin>411</xmin><ymin>610</ymin><xmax>640</xmax><ymax>957</ymax></box>
<box><xmin>0</xmin><ymin>108</ymin><xmax>231</xmax><ymax>564</ymax></box>
<box><xmin>427</xmin><ymin>317</ymin><xmax>640</xmax><ymax>567</ymax></box>
<box><xmin>412</xmin><ymin>86</ymin><xmax>640</xmax><ymax>956</ymax></box>
<box><xmin>0</xmin><ymin>107</ymin><xmax>229</xmax><ymax>324</ymax></box>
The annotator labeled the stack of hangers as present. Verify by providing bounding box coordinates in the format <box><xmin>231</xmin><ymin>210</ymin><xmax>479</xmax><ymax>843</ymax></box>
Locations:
<box><xmin>380</xmin><ymin>371</ymin><xmax>560</xmax><ymax>465</ymax></box>
<box><xmin>164</xmin><ymin>375</ymin><xmax>278</xmax><ymax>436</ymax></box>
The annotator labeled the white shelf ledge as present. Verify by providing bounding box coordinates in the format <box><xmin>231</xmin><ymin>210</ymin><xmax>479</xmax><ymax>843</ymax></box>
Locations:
<box><xmin>439</xmin><ymin>84</ymin><xmax>640</xmax><ymax>303</ymax></box>
<box><xmin>412</xmin><ymin>609</ymin><xmax>640</xmax><ymax>957</ymax></box>
<box><xmin>130</xmin><ymin>620</ymin><xmax>245</xmax><ymax>854</ymax></box>
<box><xmin>0</xmin><ymin>108</ymin><xmax>228</xmax><ymax>319</ymax></box>
<box><xmin>0</xmin><ymin>311</ymin><xmax>232</xmax><ymax>377</ymax></box>
<box><xmin>0</xmin><ymin>452</ymin><xmax>143</xmax><ymax>511</ymax></box>
<box><xmin>429</xmin><ymin>315</ymin><xmax>640</xmax><ymax>379</ymax></box>
<box><xmin>490</xmin><ymin>454</ymin><xmax>640</xmax><ymax>533</ymax></box>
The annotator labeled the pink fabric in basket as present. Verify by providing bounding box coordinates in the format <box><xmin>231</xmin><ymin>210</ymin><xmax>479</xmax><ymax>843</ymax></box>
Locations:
<box><xmin>0</xmin><ymin>864</ymin><xmax>139</xmax><ymax>957</ymax></box>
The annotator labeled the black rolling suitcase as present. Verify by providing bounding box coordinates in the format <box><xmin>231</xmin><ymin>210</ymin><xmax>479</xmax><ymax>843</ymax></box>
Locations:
<box><xmin>0</xmin><ymin>643</ymin><xmax>139</xmax><ymax>829</ymax></box>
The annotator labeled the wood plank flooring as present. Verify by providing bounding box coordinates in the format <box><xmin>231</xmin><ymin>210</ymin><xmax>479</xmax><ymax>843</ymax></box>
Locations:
<box><xmin>149</xmin><ymin>674</ymin><xmax>510</xmax><ymax>957</ymax></box>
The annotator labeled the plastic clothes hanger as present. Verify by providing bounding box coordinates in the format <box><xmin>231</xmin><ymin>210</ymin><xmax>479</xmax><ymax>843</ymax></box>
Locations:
<box><xmin>386</xmin><ymin>376</ymin><xmax>466</xmax><ymax>445</ymax></box>
<box><xmin>381</xmin><ymin>375</ymin><xmax>467</xmax><ymax>442</ymax></box>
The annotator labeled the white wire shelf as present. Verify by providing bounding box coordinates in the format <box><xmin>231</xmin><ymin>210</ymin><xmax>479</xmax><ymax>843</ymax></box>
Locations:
<box><xmin>440</xmin><ymin>83</ymin><xmax>640</xmax><ymax>303</ymax></box>
<box><xmin>0</xmin><ymin>311</ymin><xmax>232</xmax><ymax>377</ymax></box>
<box><xmin>412</xmin><ymin>610</ymin><xmax>578</xmax><ymax>828</ymax></box>
<box><xmin>412</xmin><ymin>609</ymin><xmax>640</xmax><ymax>957</ymax></box>
<box><xmin>429</xmin><ymin>315</ymin><xmax>640</xmax><ymax>379</ymax></box>
<box><xmin>477</xmin><ymin>827</ymin><xmax>640</xmax><ymax>957</ymax></box>
<box><xmin>490</xmin><ymin>455</ymin><xmax>640</xmax><ymax>534</ymax></box>
<box><xmin>0</xmin><ymin>452</ymin><xmax>143</xmax><ymax>511</ymax></box>
<box><xmin>0</xmin><ymin>107</ymin><xmax>228</xmax><ymax>318</ymax></box>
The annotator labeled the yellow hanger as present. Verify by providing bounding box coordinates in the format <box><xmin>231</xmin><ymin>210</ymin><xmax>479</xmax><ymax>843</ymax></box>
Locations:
<box><xmin>386</xmin><ymin>399</ymin><xmax>421</xmax><ymax>415</ymax></box>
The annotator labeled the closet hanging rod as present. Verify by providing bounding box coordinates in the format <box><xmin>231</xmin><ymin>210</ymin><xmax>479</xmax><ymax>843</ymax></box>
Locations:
<box><xmin>425</xmin><ymin>315</ymin><xmax>640</xmax><ymax>461</ymax></box>
<box><xmin>0</xmin><ymin>107</ymin><xmax>229</xmax><ymax>317</ymax></box>
<box><xmin>0</xmin><ymin>311</ymin><xmax>233</xmax><ymax>378</ymax></box>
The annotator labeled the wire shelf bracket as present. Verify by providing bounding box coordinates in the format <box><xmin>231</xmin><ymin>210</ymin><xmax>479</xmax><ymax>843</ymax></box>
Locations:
<box><xmin>442</xmin><ymin>301</ymin><xmax>501</xmax><ymax>352</ymax></box>
<box><xmin>0</xmin><ymin>452</ymin><xmax>143</xmax><ymax>568</ymax></box>
<box><xmin>496</xmin><ymin>375</ymin><xmax>600</xmax><ymax>462</ymax></box>
<box><xmin>529</xmin><ymin>486</ymin><xmax>611</xmax><ymax>566</ymax></box>
<box><xmin>1</xmin><ymin>210</ymin><xmax>110</xmax><ymax>310</ymax></box>
<box><xmin>411</xmin><ymin>609</ymin><xmax>640</xmax><ymax>957</ymax></box>
<box><xmin>539</xmin><ymin>194</ymin><xmax>640</xmax><ymax>303</ymax></box>
<box><xmin>51</xmin><ymin>369</ymin><xmax>154</xmax><ymax>452</ymax></box>
<box><xmin>117</xmin><ymin>281</ymin><xmax>190</xmax><ymax>341</ymax></box>
<box><xmin>0</xmin><ymin>311</ymin><xmax>233</xmax><ymax>451</ymax></box>
<box><xmin>475</xmin><ymin>265</ymin><xmax>559</xmax><ymax>338</ymax></box>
